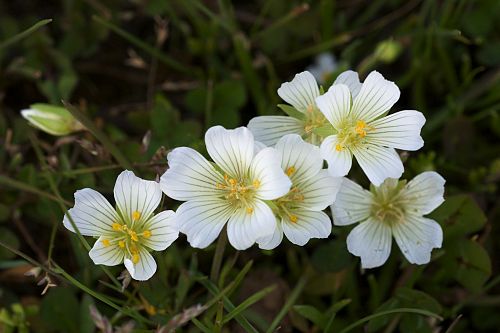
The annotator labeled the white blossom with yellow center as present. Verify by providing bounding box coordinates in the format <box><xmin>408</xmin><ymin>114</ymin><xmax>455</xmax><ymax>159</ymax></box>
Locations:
<box><xmin>160</xmin><ymin>126</ymin><xmax>292</xmax><ymax>250</ymax></box>
<box><xmin>63</xmin><ymin>171</ymin><xmax>178</xmax><ymax>281</ymax></box>
<box><xmin>331</xmin><ymin>172</ymin><xmax>445</xmax><ymax>268</ymax></box>
<box><xmin>316</xmin><ymin>71</ymin><xmax>426</xmax><ymax>185</ymax></box>
<box><xmin>248</xmin><ymin>70</ymin><xmax>363</xmax><ymax>146</ymax></box>
<box><xmin>256</xmin><ymin>135</ymin><xmax>342</xmax><ymax>249</ymax></box>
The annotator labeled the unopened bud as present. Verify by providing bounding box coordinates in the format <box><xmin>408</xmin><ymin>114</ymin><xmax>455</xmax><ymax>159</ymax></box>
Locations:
<box><xmin>21</xmin><ymin>103</ymin><xmax>85</xmax><ymax>136</ymax></box>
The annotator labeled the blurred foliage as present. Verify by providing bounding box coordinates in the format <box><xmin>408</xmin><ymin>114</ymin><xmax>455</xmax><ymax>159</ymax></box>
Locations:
<box><xmin>0</xmin><ymin>0</ymin><xmax>499</xmax><ymax>332</ymax></box>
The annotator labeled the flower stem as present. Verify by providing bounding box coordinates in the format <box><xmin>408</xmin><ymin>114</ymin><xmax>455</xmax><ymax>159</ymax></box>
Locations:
<box><xmin>210</xmin><ymin>229</ymin><xmax>228</xmax><ymax>283</ymax></box>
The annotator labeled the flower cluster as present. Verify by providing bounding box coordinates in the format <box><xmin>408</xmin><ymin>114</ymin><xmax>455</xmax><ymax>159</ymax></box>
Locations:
<box><xmin>61</xmin><ymin>69</ymin><xmax>445</xmax><ymax>280</ymax></box>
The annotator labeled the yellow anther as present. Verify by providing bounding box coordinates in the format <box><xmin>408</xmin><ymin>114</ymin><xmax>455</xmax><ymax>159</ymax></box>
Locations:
<box><xmin>246</xmin><ymin>207</ymin><xmax>254</xmax><ymax>215</ymax></box>
<box><xmin>335</xmin><ymin>144</ymin><xmax>343</xmax><ymax>152</ymax></box>
<box><xmin>306</xmin><ymin>104</ymin><xmax>314</xmax><ymax>113</ymax></box>
<box><xmin>216</xmin><ymin>183</ymin><xmax>225</xmax><ymax>189</ymax></box>
<box><xmin>253</xmin><ymin>180</ymin><xmax>261</xmax><ymax>188</ymax></box>
<box><xmin>304</xmin><ymin>125</ymin><xmax>313</xmax><ymax>133</ymax></box>
<box><xmin>355</xmin><ymin>120</ymin><xmax>368</xmax><ymax>138</ymax></box>
<box><xmin>101</xmin><ymin>239</ymin><xmax>110</xmax><ymax>247</ymax></box>
<box><xmin>289</xmin><ymin>215</ymin><xmax>298</xmax><ymax>223</ymax></box>
<box><xmin>224</xmin><ymin>174</ymin><xmax>229</xmax><ymax>181</ymax></box>
<box><xmin>229</xmin><ymin>178</ymin><xmax>237</xmax><ymax>186</ymax></box>
<box><xmin>132</xmin><ymin>253</ymin><xmax>140</xmax><ymax>264</ymax></box>
<box><xmin>145</xmin><ymin>304</ymin><xmax>157</xmax><ymax>316</ymax></box>
<box><xmin>132</xmin><ymin>211</ymin><xmax>141</xmax><ymax>221</ymax></box>
<box><xmin>286</xmin><ymin>166</ymin><xmax>296</xmax><ymax>176</ymax></box>
<box><xmin>128</xmin><ymin>230</ymin><xmax>139</xmax><ymax>242</ymax></box>
<box><xmin>118</xmin><ymin>240</ymin><xmax>125</xmax><ymax>248</ymax></box>
<box><xmin>142</xmin><ymin>230</ymin><xmax>152</xmax><ymax>238</ymax></box>
<box><xmin>112</xmin><ymin>223</ymin><xmax>122</xmax><ymax>231</ymax></box>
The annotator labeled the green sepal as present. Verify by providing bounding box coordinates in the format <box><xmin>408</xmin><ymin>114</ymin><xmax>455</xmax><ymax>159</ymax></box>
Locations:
<box><xmin>277</xmin><ymin>104</ymin><xmax>306</xmax><ymax>120</ymax></box>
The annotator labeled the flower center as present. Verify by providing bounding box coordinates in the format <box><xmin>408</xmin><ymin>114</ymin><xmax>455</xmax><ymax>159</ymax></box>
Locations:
<box><xmin>216</xmin><ymin>174</ymin><xmax>260</xmax><ymax>214</ymax></box>
<box><xmin>303</xmin><ymin>104</ymin><xmax>329</xmax><ymax>144</ymax></box>
<box><xmin>336</xmin><ymin>119</ymin><xmax>373</xmax><ymax>151</ymax></box>
<box><xmin>101</xmin><ymin>211</ymin><xmax>152</xmax><ymax>263</ymax></box>
<box><xmin>275</xmin><ymin>186</ymin><xmax>305</xmax><ymax>223</ymax></box>
<box><xmin>370</xmin><ymin>180</ymin><xmax>407</xmax><ymax>226</ymax></box>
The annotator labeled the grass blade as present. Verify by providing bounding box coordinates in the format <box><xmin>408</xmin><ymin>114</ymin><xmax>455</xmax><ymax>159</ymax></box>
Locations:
<box><xmin>0</xmin><ymin>19</ymin><xmax>52</xmax><ymax>49</ymax></box>
<box><xmin>338</xmin><ymin>308</ymin><xmax>443</xmax><ymax>333</ymax></box>
<box><xmin>222</xmin><ymin>285</ymin><xmax>276</xmax><ymax>324</ymax></box>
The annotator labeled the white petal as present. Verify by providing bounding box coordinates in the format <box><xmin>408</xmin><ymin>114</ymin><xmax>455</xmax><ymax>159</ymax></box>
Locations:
<box><xmin>176</xmin><ymin>199</ymin><xmax>234</xmax><ymax>249</ymax></box>
<box><xmin>227</xmin><ymin>200</ymin><xmax>276</xmax><ymax>250</ymax></box>
<box><xmin>402</xmin><ymin>172</ymin><xmax>445</xmax><ymax>215</ymax></box>
<box><xmin>296</xmin><ymin>170</ymin><xmax>342</xmax><ymax>210</ymax></box>
<box><xmin>114</xmin><ymin>170</ymin><xmax>162</xmax><ymax>224</ymax></box>
<box><xmin>277</xmin><ymin>71</ymin><xmax>320</xmax><ymax>112</ymax></box>
<box><xmin>257</xmin><ymin>218</ymin><xmax>284</xmax><ymax>250</ymax></box>
<box><xmin>254</xmin><ymin>141</ymin><xmax>268</xmax><ymax>155</ymax></box>
<box><xmin>124</xmin><ymin>248</ymin><xmax>157</xmax><ymax>281</ymax></box>
<box><xmin>392</xmin><ymin>215</ymin><xmax>443</xmax><ymax>265</ymax></box>
<box><xmin>368</xmin><ymin>111</ymin><xmax>425</xmax><ymax>150</ymax></box>
<box><xmin>160</xmin><ymin>147</ymin><xmax>224</xmax><ymax>201</ymax></box>
<box><xmin>63</xmin><ymin>188</ymin><xmax>118</xmax><ymax>236</ymax></box>
<box><xmin>346</xmin><ymin>218</ymin><xmax>392</xmax><ymax>269</ymax></box>
<box><xmin>142</xmin><ymin>210</ymin><xmax>179</xmax><ymax>251</ymax></box>
<box><xmin>248</xmin><ymin>116</ymin><xmax>305</xmax><ymax>146</ymax></box>
<box><xmin>250</xmin><ymin>147</ymin><xmax>292</xmax><ymax>200</ymax></box>
<box><xmin>316</xmin><ymin>84</ymin><xmax>351</xmax><ymax>129</ymax></box>
<box><xmin>282</xmin><ymin>210</ymin><xmax>332</xmax><ymax>246</ymax></box>
<box><xmin>205</xmin><ymin>126</ymin><xmax>254</xmax><ymax>179</ymax></box>
<box><xmin>351</xmin><ymin>71</ymin><xmax>400</xmax><ymax>123</ymax></box>
<box><xmin>89</xmin><ymin>236</ymin><xmax>124</xmax><ymax>266</ymax></box>
<box><xmin>352</xmin><ymin>144</ymin><xmax>403</xmax><ymax>186</ymax></box>
<box><xmin>333</xmin><ymin>70</ymin><xmax>362</xmax><ymax>98</ymax></box>
<box><xmin>320</xmin><ymin>135</ymin><xmax>353</xmax><ymax>178</ymax></box>
<box><xmin>331</xmin><ymin>178</ymin><xmax>373</xmax><ymax>226</ymax></box>
<box><xmin>275</xmin><ymin>134</ymin><xmax>323</xmax><ymax>183</ymax></box>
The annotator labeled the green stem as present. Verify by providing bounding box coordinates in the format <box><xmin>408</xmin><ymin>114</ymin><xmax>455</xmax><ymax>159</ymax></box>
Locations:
<box><xmin>339</xmin><ymin>308</ymin><xmax>443</xmax><ymax>333</ymax></box>
<box><xmin>0</xmin><ymin>19</ymin><xmax>52</xmax><ymax>49</ymax></box>
<box><xmin>266</xmin><ymin>275</ymin><xmax>308</xmax><ymax>333</ymax></box>
<box><xmin>63</xmin><ymin>102</ymin><xmax>133</xmax><ymax>170</ymax></box>
<box><xmin>0</xmin><ymin>175</ymin><xmax>72</xmax><ymax>206</ymax></box>
<box><xmin>210</xmin><ymin>230</ymin><xmax>227</xmax><ymax>283</ymax></box>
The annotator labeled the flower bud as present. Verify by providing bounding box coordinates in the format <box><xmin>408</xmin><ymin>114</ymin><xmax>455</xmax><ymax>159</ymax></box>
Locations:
<box><xmin>20</xmin><ymin>104</ymin><xmax>85</xmax><ymax>136</ymax></box>
<box><xmin>374</xmin><ymin>40</ymin><xmax>402</xmax><ymax>63</ymax></box>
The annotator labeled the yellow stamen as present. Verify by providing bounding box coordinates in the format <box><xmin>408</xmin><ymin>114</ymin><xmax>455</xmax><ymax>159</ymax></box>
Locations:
<box><xmin>216</xmin><ymin>183</ymin><xmax>225</xmax><ymax>189</ymax></box>
<box><xmin>112</xmin><ymin>223</ymin><xmax>122</xmax><ymax>231</ymax></box>
<box><xmin>229</xmin><ymin>178</ymin><xmax>237</xmax><ymax>186</ymax></box>
<box><xmin>335</xmin><ymin>144</ymin><xmax>343</xmax><ymax>152</ymax></box>
<box><xmin>101</xmin><ymin>239</ymin><xmax>110</xmax><ymax>247</ymax></box>
<box><xmin>355</xmin><ymin>120</ymin><xmax>368</xmax><ymax>138</ymax></box>
<box><xmin>246</xmin><ymin>207</ymin><xmax>254</xmax><ymax>215</ymax></box>
<box><xmin>286</xmin><ymin>166</ymin><xmax>296</xmax><ymax>176</ymax></box>
<box><xmin>142</xmin><ymin>230</ymin><xmax>152</xmax><ymax>238</ymax></box>
<box><xmin>289</xmin><ymin>215</ymin><xmax>298</xmax><ymax>223</ymax></box>
<box><xmin>132</xmin><ymin>211</ymin><xmax>141</xmax><ymax>221</ymax></box>
<box><xmin>132</xmin><ymin>253</ymin><xmax>140</xmax><ymax>264</ymax></box>
<box><xmin>118</xmin><ymin>240</ymin><xmax>125</xmax><ymax>248</ymax></box>
<box><xmin>253</xmin><ymin>180</ymin><xmax>261</xmax><ymax>188</ymax></box>
<box><xmin>128</xmin><ymin>230</ymin><xmax>139</xmax><ymax>242</ymax></box>
<box><xmin>306</xmin><ymin>104</ymin><xmax>314</xmax><ymax>113</ymax></box>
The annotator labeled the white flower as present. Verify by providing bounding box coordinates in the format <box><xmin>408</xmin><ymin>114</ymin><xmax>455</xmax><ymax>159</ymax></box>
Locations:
<box><xmin>307</xmin><ymin>53</ymin><xmax>338</xmax><ymax>84</ymax></box>
<box><xmin>332</xmin><ymin>171</ymin><xmax>445</xmax><ymax>268</ymax></box>
<box><xmin>257</xmin><ymin>134</ymin><xmax>342</xmax><ymax>249</ymax></box>
<box><xmin>160</xmin><ymin>126</ymin><xmax>291</xmax><ymax>250</ymax></box>
<box><xmin>248</xmin><ymin>70</ymin><xmax>362</xmax><ymax>146</ymax></box>
<box><xmin>63</xmin><ymin>170</ymin><xmax>178</xmax><ymax>281</ymax></box>
<box><xmin>316</xmin><ymin>70</ymin><xmax>425</xmax><ymax>185</ymax></box>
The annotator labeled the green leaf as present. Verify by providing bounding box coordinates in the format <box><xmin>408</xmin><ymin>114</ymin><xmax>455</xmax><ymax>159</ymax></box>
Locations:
<box><xmin>223</xmin><ymin>285</ymin><xmax>276</xmax><ymax>323</ymax></box>
<box><xmin>293</xmin><ymin>305</ymin><xmax>326</xmax><ymax>327</ymax></box>
<box><xmin>449</xmin><ymin>239</ymin><xmax>492</xmax><ymax>292</ymax></box>
<box><xmin>41</xmin><ymin>288</ymin><xmax>80</xmax><ymax>333</ymax></box>
<box><xmin>277</xmin><ymin>104</ymin><xmax>306</xmax><ymax>120</ymax></box>
<box><xmin>0</xmin><ymin>228</ymin><xmax>20</xmax><ymax>260</ymax></box>
<box><xmin>312</xmin><ymin>240</ymin><xmax>353</xmax><ymax>273</ymax></box>
<box><xmin>428</xmin><ymin>195</ymin><xmax>486</xmax><ymax>239</ymax></box>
